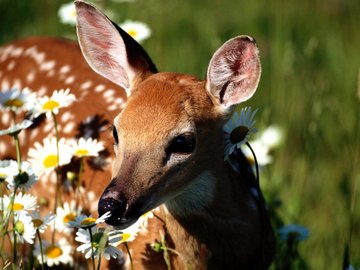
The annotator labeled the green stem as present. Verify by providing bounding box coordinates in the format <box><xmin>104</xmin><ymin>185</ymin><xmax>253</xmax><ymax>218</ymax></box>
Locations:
<box><xmin>36</xmin><ymin>230</ymin><xmax>45</xmax><ymax>270</ymax></box>
<box><xmin>124</xmin><ymin>242</ymin><xmax>134</xmax><ymax>270</ymax></box>
<box><xmin>12</xmin><ymin>229</ymin><xmax>16</xmax><ymax>264</ymax></box>
<box><xmin>51</xmin><ymin>112</ymin><xmax>61</xmax><ymax>244</ymax></box>
<box><xmin>96</xmin><ymin>254</ymin><xmax>102</xmax><ymax>270</ymax></box>
<box><xmin>13</xmin><ymin>134</ymin><xmax>22</xmax><ymax>172</ymax></box>
<box><xmin>88</xmin><ymin>227</ymin><xmax>96</xmax><ymax>270</ymax></box>
<box><xmin>245</xmin><ymin>142</ymin><xmax>265</xmax><ymax>270</ymax></box>
<box><xmin>75</xmin><ymin>158</ymin><xmax>84</xmax><ymax>210</ymax></box>
<box><xmin>1</xmin><ymin>185</ymin><xmax>18</xmax><ymax>259</ymax></box>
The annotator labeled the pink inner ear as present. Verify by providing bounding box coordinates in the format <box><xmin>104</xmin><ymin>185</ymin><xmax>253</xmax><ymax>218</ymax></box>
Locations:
<box><xmin>207</xmin><ymin>36</ymin><xmax>261</xmax><ymax>107</ymax></box>
<box><xmin>76</xmin><ymin>1</ymin><xmax>131</xmax><ymax>90</ymax></box>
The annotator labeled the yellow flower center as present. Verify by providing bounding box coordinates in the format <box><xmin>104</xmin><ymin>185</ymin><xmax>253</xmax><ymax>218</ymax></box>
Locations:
<box><xmin>42</xmin><ymin>100</ymin><xmax>60</xmax><ymax>111</ymax></box>
<box><xmin>45</xmin><ymin>246</ymin><xmax>63</xmax><ymax>259</ymax></box>
<box><xmin>80</xmin><ymin>217</ymin><xmax>96</xmax><ymax>226</ymax></box>
<box><xmin>32</xmin><ymin>219</ymin><xmax>43</xmax><ymax>228</ymax></box>
<box><xmin>63</xmin><ymin>213</ymin><xmax>77</xmax><ymax>223</ymax></box>
<box><xmin>4</xmin><ymin>98</ymin><xmax>24</xmax><ymax>108</ymax></box>
<box><xmin>0</xmin><ymin>173</ymin><xmax>7</xmax><ymax>179</ymax></box>
<box><xmin>121</xmin><ymin>233</ymin><xmax>131</xmax><ymax>243</ymax></box>
<box><xmin>127</xmin><ymin>30</ymin><xmax>138</xmax><ymax>38</ymax></box>
<box><xmin>75</xmin><ymin>149</ymin><xmax>89</xmax><ymax>156</ymax></box>
<box><xmin>43</xmin><ymin>154</ymin><xmax>58</xmax><ymax>168</ymax></box>
<box><xmin>10</xmin><ymin>203</ymin><xmax>24</xmax><ymax>211</ymax></box>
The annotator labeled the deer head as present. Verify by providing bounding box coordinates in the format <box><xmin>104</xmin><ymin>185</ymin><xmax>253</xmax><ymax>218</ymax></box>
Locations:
<box><xmin>75</xmin><ymin>0</ymin><xmax>261</xmax><ymax>228</ymax></box>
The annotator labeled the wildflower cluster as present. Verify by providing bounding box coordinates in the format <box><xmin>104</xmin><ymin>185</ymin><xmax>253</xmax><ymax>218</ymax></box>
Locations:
<box><xmin>0</xmin><ymin>86</ymin><xmax>154</xmax><ymax>269</ymax></box>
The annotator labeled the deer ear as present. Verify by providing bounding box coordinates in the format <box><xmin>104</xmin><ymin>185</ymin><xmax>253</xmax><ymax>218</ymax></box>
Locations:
<box><xmin>205</xmin><ymin>36</ymin><xmax>261</xmax><ymax>108</ymax></box>
<box><xmin>75</xmin><ymin>1</ymin><xmax>157</xmax><ymax>96</ymax></box>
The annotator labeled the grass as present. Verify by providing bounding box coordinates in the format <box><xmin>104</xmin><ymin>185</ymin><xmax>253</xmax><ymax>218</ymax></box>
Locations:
<box><xmin>1</xmin><ymin>0</ymin><xmax>359</xmax><ymax>269</ymax></box>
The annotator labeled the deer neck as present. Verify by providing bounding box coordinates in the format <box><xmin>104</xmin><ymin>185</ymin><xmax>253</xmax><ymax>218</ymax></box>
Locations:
<box><xmin>163</xmin><ymin>161</ymin><xmax>261</xmax><ymax>268</ymax></box>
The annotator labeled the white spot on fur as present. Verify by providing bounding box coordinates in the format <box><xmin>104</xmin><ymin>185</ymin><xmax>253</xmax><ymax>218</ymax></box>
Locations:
<box><xmin>11</xmin><ymin>47</ymin><xmax>24</xmax><ymax>57</ymax></box>
<box><xmin>63</xmin><ymin>122</ymin><xmax>76</xmax><ymax>134</ymax></box>
<box><xmin>60</xmin><ymin>111</ymin><xmax>73</xmax><ymax>123</ymax></box>
<box><xmin>12</xmin><ymin>79</ymin><xmax>22</xmax><ymax>89</ymax></box>
<box><xmin>94</xmin><ymin>84</ymin><xmax>105</xmax><ymax>93</ymax></box>
<box><xmin>37</xmin><ymin>87</ymin><xmax>47</xmax><ymax>96</ymax></box>
<box><xmin>114</xmin><ymin>98</ymin><xmax>124</xmax><ymax>105</ymax></box>
<box><xmin>80</xmin><ymin>80</ymin><xmax>92</xmax><ymax>90</ymax></box>
<box><xmin>26</xmin><ymin>71</ymin><xmax>36</xmax><ymax>83</ymax></box>
<box><xmin>7</xmin><ymin>60</ymin><xmax>16</xmax><ymax>71</ymax></box>
<box><xmin>43</xmin><ymin>122</ymin><xmax>54</xmax><ymax>133</ymax></box>
<box><xmin>59</xmin><ymin>65</ymin><xmax>71</xmax><ymax>74</ymax></box>
<box><xmin>24</xmin><ymin>46</ymin><xmax>46</xmax><ymax>64</ymax></box>
<box><xmin>46</xmin><ymin>70</ymin><xmax>55</xmax><ymax>78</ymax></box>
<box><xmin>29</xmin><ymin>128</ymin><xmax>39</xmax><ymax>141</ymax></box>
<box><xmin>0</xmin><ymin>45</ymin><xmax>14</xmax><ymax>62</ymax></box>
<box><xmin>64</xmin><ymin>75</ymin><xmax>75</xmax><ymax>85</ymax></box>
<box><xmin>103</xmin><ymin>89</ymin><xmax>115</xmax><ymax>98</ymax></box>
<box><xmin>0</xmin><ymin>141</ymin><xmax>7</xmax><ymax>154</ymax></box>
<box><xmin>1</xmin><ymin>79</ymin><xmax>10</xmax><ymax>90</ymax></box>
<box><xmin>108</xmin><ymin>104</ymin><xmax>118</xmax><ymax>111</ymax></box>
<box><xmin>1</xmin><ymin>112</ymin><xmax>11</xmax><ymax>125</ymax></box>
<box><xmin>40</xmin><ymin>60</ymin><xmax>55</xmax><ymax>71</ymax></box>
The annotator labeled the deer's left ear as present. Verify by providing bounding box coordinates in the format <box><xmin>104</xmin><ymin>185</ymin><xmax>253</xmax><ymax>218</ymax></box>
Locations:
<box><xmin>205</xmin><ymin>36</ymin><xmax>261</xmax><ymax>108</ymax></box>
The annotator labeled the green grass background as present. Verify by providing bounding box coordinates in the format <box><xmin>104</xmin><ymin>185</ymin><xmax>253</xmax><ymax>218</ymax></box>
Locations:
<box><xmin>0</xmin><ymin>0</ymin><xmax>359</xmax><ymax>269</ymax></box>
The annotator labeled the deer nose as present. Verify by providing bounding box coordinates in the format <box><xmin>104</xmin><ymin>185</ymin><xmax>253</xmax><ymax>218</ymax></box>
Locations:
<box><xmin>98</xmin><ymin>197</ymin><xmax>128</xmax><ymax>226</ymax></box>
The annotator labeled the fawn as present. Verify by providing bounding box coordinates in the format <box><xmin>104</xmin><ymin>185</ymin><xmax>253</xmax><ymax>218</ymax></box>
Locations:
<box><xmin>0</xmin><ymin>1</ymin><xmax>275</xmax><ymax>269</ymax></box>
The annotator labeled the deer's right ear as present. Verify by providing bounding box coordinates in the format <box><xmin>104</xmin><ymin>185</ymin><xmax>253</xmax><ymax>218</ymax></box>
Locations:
<box><xmin>75</xmin><ymin>1</ymin><xmax>157</xmax><ymax>96</ymax></box>
<box><xmin>205</xmin><ymin>36</ymin><xmax>261</xmax><ymax>109</ymax></box>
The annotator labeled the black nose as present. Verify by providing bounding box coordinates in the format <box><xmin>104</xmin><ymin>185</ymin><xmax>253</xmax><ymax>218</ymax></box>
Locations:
<box><xmin>98</xmin><ymin>197</ymin><xmax>128</xmax><ymax>226</ymax></box>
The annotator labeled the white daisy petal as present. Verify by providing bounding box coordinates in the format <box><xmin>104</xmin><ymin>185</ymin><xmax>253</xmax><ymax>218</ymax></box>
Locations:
<box><xmin>32</xmin><ymin>88</ymin><xmax>76</xmax><ymax>118</ymax></box>
<box><xmin>0</xmin><ymin>87</ymin><xmax>35</xmax><ymax>112</ymax></box>
<box><xmin>223</xmin><ymin>107</ymin><xmax>258</xmax><ymax>160</ymax></box>
<box><xmin>119</xmin><ymin>20</ymin><xmax>151</xmax><ymax>43</ymax></box>
<box><xmin>70</xmin><ymin>137</ymin><xmax>104</xmax><ymax>157</ymax></box>
<box><xmin>33</xmin><ymin>238</ymin><xmax>73</xmax><ymax>267</ymax></box>
<box><xmin>28</xmin><ymin>137</ymin><xmax>73</xmax><ymax>175</ymax></box>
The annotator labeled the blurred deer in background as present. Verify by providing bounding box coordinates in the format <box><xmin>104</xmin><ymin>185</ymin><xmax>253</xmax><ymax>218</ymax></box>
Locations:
<box><xmin>0</xmin><ymin>0</ymin><xmax>275</xmax><ymax>269</ymax></box>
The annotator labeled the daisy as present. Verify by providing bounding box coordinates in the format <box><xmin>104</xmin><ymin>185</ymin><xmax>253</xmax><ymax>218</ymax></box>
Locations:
<box><xmin>70</xmin><ymin>137</ymin><xmax>104</xmax><ymax>158</ymax></box>
<box><xmin>0</xmin><ymin>119</ymin><xmax>33</xmax><ymax>136</ymax></box>
<box><xmin>67</xmin><ymin>211</ymin><xmax>111</xmax><ymax>229</ymax></box>
<box><xmin>27</xmin><ymin>137</ymin><xmax>72</xmax><ymax>175</ymax></box>
<box><xmin>223</xmin><ymin>107</ymin><xmax>258</xmax><ymax>160</ymax></box>
<box><xmin>76</xmin><ymin>227</ymin><xmax>123</xmax><ymax>260</ymax></box>
<box><xmin>0</xmin><ymin>192</ymin><xmax>38</xmax><ymax>214</ymax></box>
<box><xmin>278</xmin><ymin>224</ymin><xmax>309</xmax><ymax>242</ymax></box>
<box><xmin>55</xmin><ymin>200</ymin><xmax>83</xmax><ymax>234</ymax></box>
<box><xmin>6</xmin><ymin>161</ymin><xmax>38</xmax><ymax>191</ymax></box>
<box><xmin>14</xmin><ymin>210</ymin><xmax>36</xmax><ymax>244</ymax></box>
<box><xmin>30</xmin><ymin>210</ymin><xmax>56</xmax><ymax>233</ymax></box>
<box><xmin>119</xmin><ymin>20</ymin><xmax>151</xmax><ymax>43</ymax></box>
<box><xmin>32</xmin><ymin>88</ymin><xmax>76</xmax><ymax>118</ymax></box>
<box><xmin>34</xmin><ymin>238</ymin><xmax>73</xmax><ymax>267</ymax></box>
<box><xmin>58</xmin><ymin>2</ymin><xmax>77</xmax><ymax>26</ymax></box>
<box><xmin>112</xmin><ymin>211</ymin><xmax>155</xmax><ymax>245</ymax></box>
<box><xmin>0</xmin><ymin>87</ymin><xmax>35</xmax><ymax>112</ymax></box>
<box><xmin>0</xmin><ymin>159</ymin><xmax>18</xmax><ymax>183</ymax></box>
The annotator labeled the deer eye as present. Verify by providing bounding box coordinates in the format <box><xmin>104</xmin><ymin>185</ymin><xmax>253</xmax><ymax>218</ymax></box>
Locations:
<box><xmin>166</xmin><ymin>133</ymin><xmax>196</xmax><ymax>155</ymax></box>
<box><xmin>112</xmin><ymin>126</ymin><xmax>119</xmax><ymax>145</ymax></box>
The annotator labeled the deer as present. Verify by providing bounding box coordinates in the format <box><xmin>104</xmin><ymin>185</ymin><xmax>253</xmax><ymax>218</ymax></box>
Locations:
<box><xmin>0</xmin><ymin>1</ymin><xmax>275</xmax><ymax>269</ymax></box>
